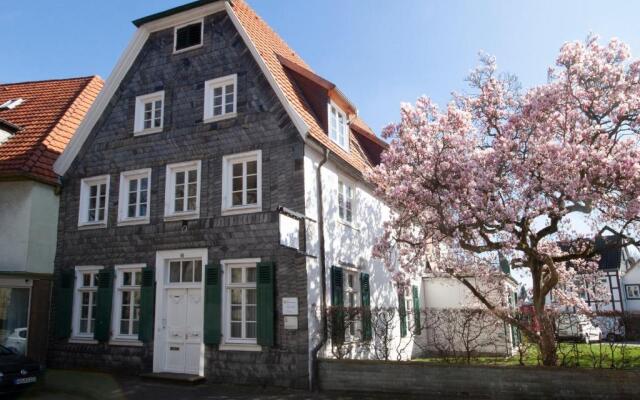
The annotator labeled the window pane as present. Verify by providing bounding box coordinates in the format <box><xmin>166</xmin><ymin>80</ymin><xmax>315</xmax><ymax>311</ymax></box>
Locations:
<box><xmin>246</xmin><ymin>305</ymin><xmax>256</xmax><ymax>321</ymax></box>
<box><xmin>129</xmin><ymin>179</ymin><xmax>137</xmax><ymax>193</ymax></box>
<box><xmin>231</xmin><ymin>287</ymin><xmax>242</xmax><ymax>303</ymax></box>
<box><xmin>139</xmin><ymin>204</ymin><xmax>147</xmax><ymax>217</ymax></box>
<box><xmin>169</xmin><ymin>262</ymin><xmax>181</xmax><ymax>283</ymax></box>
<box><xmin>231</xmin><ymin>269</ymin><xmax>242</xmax><ymax>284</ymax></box>
<box><xmin>232</xmin><ymin>176</ymin><xmax>243</xmax><ymax>192</ymax></box>
<box><xmin>188</xmin><ymin>169</ymin><xmax>197</xmax><ymax>183</ymax></box>
<box><xmin>246</xmin><ymin>268</ymin><xmax>256</xmax><ymax>283</ymax></box>
<box><xmin>175</xmin><ymin>171</ymin><xmax>184</xmax><ymax>185</ymax></box>
<box><xmin>182</xmin><ymin>261</ymin><xmax>194</xmax><ymax>282</ymax></box>
<box><xmin>187</xmin><ymin>197</ymin><xmax>197</xmax><ymax>211</ymax></box>
<box><xmin>231</xmin><ymin>322</ymin><xmax>242</xmax><ymax>338</ymax></box>
<box><xmin>213</xmin><ymin>106</ymin><xmax>222</xmax><ymax>116</ymax></box>
<box><xmin>246</xmin><ymin>175</ymin><xmax>257</xmax><ymax>190</ymax></box>
<box><xmin>246</xmin><ymin>322</ymin><xmax>256</xmax><ymax>339</ymax></box>
<box><xmin>175</xmin><ymin>184</ymin><xmax>185</xmax><ymax>199</ymax></box>
<box><xmin>83</xmin><ymin>273</ymin><xmax>91</xmax><ymax>287</ymax></box>
<box><xmin>246</xmin><ymin>288</ymin><xmax>256</xmax><ymax>304</ymax></box>
<box><xmin>232</xmin><ymin>192</ymin><xmax>243</xmax><ymax>206</ymax></box>
<box><xmin>246</xmin><ymin>161</ymin><xmax>257</xmax><ymax>175</ymax></box>
<box><xmin>225</xmin><ymin>103</ymin><xmax>234</xmax><ymax>114</ymax></box>
<box><xmin>120</xmin><ymin>320</ymin><xmax>129</xmax><ymax>335</ymax></box>
<box><xmin>188</xmin><ymin>182</ymin><xmax>197</xmax><ymax>197</ymax></box>
<box><xmin>134</xmin><ymin>272</ymin><xmax>142</xmax><ymax>286</ymax></box>
<box><xmin>231</xmin><ymin>305</ymin><xmax>242</xmax><ymax>321</ymax></box>
<box><xmin>232</xmin><ymin>163</ymin><xmax>242</xmax><ymax>177</ymax></box>
<box><xmin>214</xmin><ymin>87</ymin><xmax>222</xmax><ymax>96</ymax></box>
<box><xmin>123</xmin><ymin>272</ymin><xmax>131</xmax><ymax>286</ymax></box>
<box><xmin>246</xmin><ymin>190</ymin><xmax>257</xmax><ymax>205</ymax></box>
<box><xmin>194</xmin><ymin>263</ymin><xmax>202</xmax><ymax>282</ymax></box>
<box><xmin>225</xmin><ymin>84</ymin><xmax>234</xmax><ymax>94</ymax></box>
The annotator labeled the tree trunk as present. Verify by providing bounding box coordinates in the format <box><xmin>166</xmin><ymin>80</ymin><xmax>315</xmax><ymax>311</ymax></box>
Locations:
<box><xmin>531</xmin><ymin>265</ymin><xmax>558</xmax><ymax>366</ymax></box>
<box><xmin>537</xmin><ymin>313</ymin><xmax>558</xmax><ymax>366</ymax></box>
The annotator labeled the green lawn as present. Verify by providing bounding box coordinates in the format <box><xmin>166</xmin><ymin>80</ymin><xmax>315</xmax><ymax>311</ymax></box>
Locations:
<box><xmin>415</xmin><ymin>343</ymin><xmax>640</xmax><ymax>369</ymax></box>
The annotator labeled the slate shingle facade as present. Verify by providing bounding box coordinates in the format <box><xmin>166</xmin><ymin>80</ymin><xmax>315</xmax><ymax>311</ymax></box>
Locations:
<box><xmin>49</xmin><ymin>10</ymin><xmax>310</xmax><ymax>387</ymax></box>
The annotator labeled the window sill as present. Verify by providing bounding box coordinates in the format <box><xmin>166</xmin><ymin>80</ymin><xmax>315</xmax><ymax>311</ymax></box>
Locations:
<box><xmin>78</xmin><ymin>222</ymin><xmax>107</xmax><ymax>230</ymax></box>
<box><xmin>203</xmin><ymin>112</ymin><xmax>237</xmax><ymax>124</ymax></box>
<box><xmin>109</xmin><ymin>338</ymin><xmax>143</xmax><ymax>347</ymax></box>
<box><xmin>173</xmin><ymin>43</ymin><xmax>203</xmax><ymax>55</ymax></box>
<box><xmin>134</xmin><ymin>127</ymin><xmax>163</xmax><ymax>136</ymax></box>
<box><xmin>68</xmin><ymin>337</ymin><xmax>98</xmax><ymax>345</ymax></box>
<box><xmin>220</xmin><ymin>205</ymin><xmax>261</xmax><ymax>217</ymax></box>
<box><xmin>164</xmin><ymin>212</ymin><xmax>200</xmax><ymax>222</ymax></box>
<box><xmin>219</xmin><ymin>343</ymin><xmax>261</xmax><ymax>352</ymax></box>
<box><xmin>117</xmin><ymin>217</ymin><xmax>150</xmax><ymax>227</ymax></box>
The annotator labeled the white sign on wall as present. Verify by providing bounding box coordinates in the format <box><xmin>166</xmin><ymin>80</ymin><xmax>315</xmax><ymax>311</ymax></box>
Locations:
<box><xmin>284</xmin><ymin>316</ymin><xmax>298</xmax><ymax>330</ymax></box>
<box><xmin>279</xmin><ymin>214</ymin><xmax>299</xmax><ymax>250</ymax></box>
<box><xmin>282</xmin><ymin>297</ymin><xmax>299</xmax><ymax>315</ymax></box>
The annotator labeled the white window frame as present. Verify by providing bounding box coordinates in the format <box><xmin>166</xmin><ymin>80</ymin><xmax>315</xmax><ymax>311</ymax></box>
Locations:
<box><xmin>337</xmin><ymin>178</ymin><xmax>355</xmax><ymax>226</ymax></box>
<box><xmin>203</xmin><ymin>74</ymin><xmax>237</xmax><ymax>123</ymax></box>
<box><xmin>78</xmin><ymin>175</ymin><xmax>110</xmax><ymax>228</ymax></box>
<box><xmin>134</xmin><ymin>91</ymin><xmax>164</xmax><ymax>135</ymax></box>
<box><xmin>173</xmin><ymin>19</ymin><xmax>204</xmax><ymax>54</ymax></box>
<box><xmin>328</xmin><ymin>101</ymin><xmax>349</xmax><ymax>151</ymax></box>
<box><xmin>221</xmin><ymin>150</ymin><xmax>262</xmax><ymax>216</ymax></box>
<box><xmin>220</xmin><ymin>258</ymin><xmax>261</xmax><ymax>351</ymax></box>
<box><xmin>164</xmin><ymin>160</ymin><xmax>201</xmax><ymax>221</ymax></box>
<box><xmin>626</xmin><ymin>284</ymin><xmax>640</xmax><ymax>300</ymax></box>
<box><xmin>344</xmin><ymin>269</ymin><xmax>360</xmax><ymax>342</ymax></box>
<box><xmin>71</xmin><ymin>266</ymin><xmax>103</xmax><ymax>341</ymax></box>
<box><xmin>118</xmin><ymin>168</ymin><xmax>151</xmax><ymax>226</ymax></box>
<box><xmin>111</xmin><ymin>264</ymin><xmax>144</xmax><ymax>343</ymax></box>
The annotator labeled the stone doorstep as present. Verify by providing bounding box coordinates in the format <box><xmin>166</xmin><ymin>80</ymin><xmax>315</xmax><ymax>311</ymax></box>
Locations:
<box><xmin>139</xmin><ymin>372</ymin><xmax>206</xmax><ymax>385</ymax></box>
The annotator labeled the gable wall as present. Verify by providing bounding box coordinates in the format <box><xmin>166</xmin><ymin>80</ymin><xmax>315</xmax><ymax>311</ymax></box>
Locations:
<box><xmin>50</xmin><ymin>10</ymin><xmax>309</xmax><ymax>387</ymax></box>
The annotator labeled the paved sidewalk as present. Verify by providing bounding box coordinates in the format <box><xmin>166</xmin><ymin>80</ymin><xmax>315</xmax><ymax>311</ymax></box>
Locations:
<box><xmin>13</xmin><ymin>369</ymin><xmax>417</xmax><ymax>400</ymax></box>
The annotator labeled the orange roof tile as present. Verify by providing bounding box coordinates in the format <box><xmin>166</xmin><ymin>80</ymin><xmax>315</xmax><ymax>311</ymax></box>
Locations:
<box><xmin>0</xmin><ymin>76</ymin><xmax>103</xmax><ymax>185</ymax></box>
<box><xmin>230</xmin><ymin>0</ymin><xmax>384</xmax><ymax>173</ymax></box>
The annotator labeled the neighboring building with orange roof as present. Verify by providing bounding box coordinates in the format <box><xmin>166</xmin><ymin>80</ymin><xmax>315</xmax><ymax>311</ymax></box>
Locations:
<box><xmin>0</xmin><ymin>76</ymin><xmax>103</xmax><ymax>362</ymax></box>
<box><xmin>49</xmin><ymin>0</ymin><xmax>419</xmax><ymax>388</ymax></box>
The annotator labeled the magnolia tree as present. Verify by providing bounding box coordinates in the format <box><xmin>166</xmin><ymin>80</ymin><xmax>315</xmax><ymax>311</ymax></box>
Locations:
<box><xmin>367</xmin><ymin>36</ymin><xmax>640</xmax><ymax>366</ymax></box>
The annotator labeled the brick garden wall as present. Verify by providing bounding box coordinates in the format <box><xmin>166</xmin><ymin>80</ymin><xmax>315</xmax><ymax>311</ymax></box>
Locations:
<box><xmin>319</xmin><ymin>359</ymin><xmax>640</xmax><ymax>399</ymax></box>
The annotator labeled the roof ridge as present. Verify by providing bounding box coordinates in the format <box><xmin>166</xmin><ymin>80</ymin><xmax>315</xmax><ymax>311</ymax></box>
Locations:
<box><xmin>0</xmin><ymin>75</ymin><xmax>100</xmax><ymax>88</ymax></box>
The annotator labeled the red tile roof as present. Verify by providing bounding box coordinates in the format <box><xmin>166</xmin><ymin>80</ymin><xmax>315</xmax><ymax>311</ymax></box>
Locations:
<box><xmin>0</xmin><ymin>76</ymin><xmax>103</xmax><ymax>185</ymax></box>
<box><xmin>230</xmin><ymin>0</ymin><xmax>386</xmax><ymax>173</ymax></box>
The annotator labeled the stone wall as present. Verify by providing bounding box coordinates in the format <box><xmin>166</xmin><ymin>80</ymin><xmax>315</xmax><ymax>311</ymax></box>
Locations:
<box><xmin>49</xmin><ymin>9</ymin><xmax>310</xmax><ymax>388</ymax></box>
<box><xmin>319</xmin><ymin>359</ymin><xmax>640</xmax><ymax>399</ymax></box>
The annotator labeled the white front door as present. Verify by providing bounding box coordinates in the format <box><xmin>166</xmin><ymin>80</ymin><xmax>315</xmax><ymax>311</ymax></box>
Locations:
<box><xmin>153</xmin><ymin>249</ymin><xmax>207</xmax><ymax>376</ymax></box>
<box><xmin>164</xmin><ymin>288</ymin><xmax>203</xmax><ymax>374</ymax></box>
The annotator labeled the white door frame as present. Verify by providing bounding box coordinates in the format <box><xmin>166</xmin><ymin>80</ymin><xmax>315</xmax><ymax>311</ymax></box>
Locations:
<box><xmin>153</xmin><ymin>248</ymin><xmax>207</xmax><ymax>375</ymax></box>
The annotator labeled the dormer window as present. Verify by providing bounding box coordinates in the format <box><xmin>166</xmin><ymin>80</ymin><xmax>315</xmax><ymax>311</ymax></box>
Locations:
<box><xmin>328</xmin><ymin>103</ymin><xmax>349</xmax><ymax>151</ymax></box>
<box><xmin>174</xmin><ymin>20</ymin><xmax>203</xmax><ymax>53</ymax></box>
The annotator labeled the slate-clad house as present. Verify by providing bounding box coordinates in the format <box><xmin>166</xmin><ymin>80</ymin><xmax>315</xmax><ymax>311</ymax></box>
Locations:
<box><xmin>0</xmin><ymin>77</ymin><xmax>103</xmax><ymax>362</ymax></box>
<box><xmin>50</xmin><ymin>0</ymin><xmax>418</xmax><ymax>388</ymax></box>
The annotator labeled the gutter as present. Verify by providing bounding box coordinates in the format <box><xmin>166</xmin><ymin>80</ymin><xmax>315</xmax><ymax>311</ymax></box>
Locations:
<box><xmin>309</xmin><ymin>147</ymin><xmax>329</xmax><ymax>391</ymax></box>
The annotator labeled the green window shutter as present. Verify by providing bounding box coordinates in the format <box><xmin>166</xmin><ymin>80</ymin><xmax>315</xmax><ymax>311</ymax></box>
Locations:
<box><xmin>54</xmin><ymin>270</ymin><xmax>75</xmax><ymax>339</ymax></box>
<box><xmin>331</xmin><ymin>266</ymin><xmax>344</xmax><ymax>344</ymax></box>
<box><xmin>412</xmin><ymin>285</ymin><xmax>421</xmax><ymax>335</ymax></box>
<box><xmin>204</xmin><ymin>263</ymin><xmax>222</xmax><ymax>345</ymax></box>
<box><xmin>138</xmin><ymin>267</ymin><xmax>155</xmax><ymax>343</ymax></box>
<box><xmin>398</xmin><ymin>289</ymin><xmax>407</xmax><ymax>337</ymax></box>
<box><xmin>257</xmin><ymin>261</ymin><xmax>275</xmax><ymax>347</ymax></box>
<box><xmin>360</xmin><ymin>272</ymin><xmax>372</xmax><ymax>341</ymax></box>
<box><xmin>94</xmin><ymin>269</ymin><xmax>114</xmax><ymax>342</ymax></box>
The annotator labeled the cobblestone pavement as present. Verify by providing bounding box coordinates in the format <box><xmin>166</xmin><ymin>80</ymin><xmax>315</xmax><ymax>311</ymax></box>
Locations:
<box><xmin>9</xmin><ymin>369</ymin><xmax>419</xmax><ymax>400</ymax></box>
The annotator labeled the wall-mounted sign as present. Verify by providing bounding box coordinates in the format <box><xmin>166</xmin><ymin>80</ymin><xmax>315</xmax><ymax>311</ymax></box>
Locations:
<box><xmin>279</xmin><ymin>214</ymin><xmax>300</xmax><ymax>250</ymax></box>
<box><xmin>282</xmin><ymin>297</ymin><xmax>299</xmax><ymax>315</ymax></box>
<box><xmin>284</xmin><ymin>316</ymin><xmax>298</xmax><ymax>330</ymax></box>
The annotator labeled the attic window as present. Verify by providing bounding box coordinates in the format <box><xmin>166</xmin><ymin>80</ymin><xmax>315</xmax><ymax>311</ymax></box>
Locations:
<box><xmin>328</xmin><ymin>103</ymin><xmax>349</xmax><ymax>151</ymax></box>
<box><xmin>0</xmin><ymin>98</ymin><xmax>24</xmax><ymax>110</ymax></box>
<box><xmin>174</xmin><ymin>20</ymin><xmax>203</xmax><ymax>53</ymax></box>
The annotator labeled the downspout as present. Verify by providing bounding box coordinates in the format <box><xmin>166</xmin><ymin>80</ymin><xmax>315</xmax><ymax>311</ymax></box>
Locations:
<box><xmin>309</xmin><ymin>147</ymin><xmax>329</xmax><ymax>391</ymax></box>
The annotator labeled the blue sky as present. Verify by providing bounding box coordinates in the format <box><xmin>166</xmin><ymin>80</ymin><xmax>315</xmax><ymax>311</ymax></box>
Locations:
<box><xmin>2</xmin><ymin>0</ymin><xmax>640</xmax><ymax>134</ymax></box>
